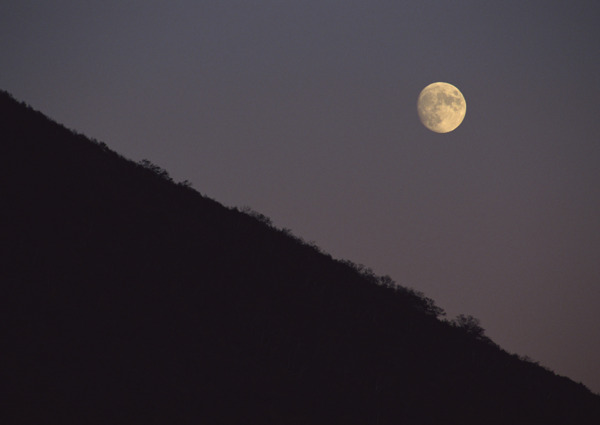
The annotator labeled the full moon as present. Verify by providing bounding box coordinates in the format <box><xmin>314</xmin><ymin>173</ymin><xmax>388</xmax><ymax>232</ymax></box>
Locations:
<box><xmin>417</xmin><ymin>82</ymin><xmax>466</xmax><ymax>133</ymax></box>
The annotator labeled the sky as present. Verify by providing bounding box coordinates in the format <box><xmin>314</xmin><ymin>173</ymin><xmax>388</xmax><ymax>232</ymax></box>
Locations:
<box><xmin>2</xmin><ymin>0</ymin><xmax>600</xmax><ymax>394</ymax></box>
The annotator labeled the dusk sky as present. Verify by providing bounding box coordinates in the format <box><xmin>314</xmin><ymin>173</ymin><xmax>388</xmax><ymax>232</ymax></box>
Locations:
<box><xmin>2</xmin><ymin>1</ymin><xmax>599</xmax><ymax>394</ymax></box>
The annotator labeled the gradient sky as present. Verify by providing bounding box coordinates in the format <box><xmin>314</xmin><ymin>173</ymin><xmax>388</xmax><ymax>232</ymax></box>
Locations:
<box><xmin>2</xmin><ymin>0</ymin><xmax>599</xmax><ymax>394</ymax></box>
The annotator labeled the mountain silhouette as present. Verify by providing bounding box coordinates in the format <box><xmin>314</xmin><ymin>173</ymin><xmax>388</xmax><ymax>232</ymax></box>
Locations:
<box><xmin>1</xmin><ymin>89</ymin><xmax>599</xmax><ymax>424</ymax></box>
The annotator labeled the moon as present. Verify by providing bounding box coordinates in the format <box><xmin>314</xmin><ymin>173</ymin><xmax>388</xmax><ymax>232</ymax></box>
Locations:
<box><xmin>417</xmin><ymin>82</ymin><xmax>466</xmax><ymax>133</ymax></box>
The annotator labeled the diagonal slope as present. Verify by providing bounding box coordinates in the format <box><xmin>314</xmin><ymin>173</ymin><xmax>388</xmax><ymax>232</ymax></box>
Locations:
<box><xmin>1</xmin><ymin>90</ymin><xmax>599</xmax><ymax>425</ymax></box>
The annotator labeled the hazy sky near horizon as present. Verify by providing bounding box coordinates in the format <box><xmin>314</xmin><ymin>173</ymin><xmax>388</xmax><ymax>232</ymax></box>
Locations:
<box><xmin>2</xmin><ymin>1</ymin><xmax>600</xmax><ymax>394</ymax></box>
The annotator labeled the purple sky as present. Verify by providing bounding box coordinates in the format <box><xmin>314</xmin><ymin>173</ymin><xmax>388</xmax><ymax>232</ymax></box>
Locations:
<box><xmin>2</xmin><ymin>1</ymin><xmax>599</xmax><ymax>394</ymax></box>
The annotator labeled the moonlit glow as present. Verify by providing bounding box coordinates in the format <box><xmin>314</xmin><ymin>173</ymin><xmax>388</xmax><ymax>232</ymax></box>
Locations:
<box><xmin>417</xmin><ymin>82</ymin><xmax>466</xmax><ymax>133</ymax></box>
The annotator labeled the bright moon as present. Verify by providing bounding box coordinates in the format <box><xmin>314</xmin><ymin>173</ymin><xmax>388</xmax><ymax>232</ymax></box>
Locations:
<box><xmin>417</xmin><ymin>82</ymin><xmax>466</xmax><ymax>133</ymax></box>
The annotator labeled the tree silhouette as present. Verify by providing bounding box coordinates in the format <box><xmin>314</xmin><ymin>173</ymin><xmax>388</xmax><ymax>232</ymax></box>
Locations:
<box><xmin>452</xmin><ymin>314</ymin><xmax>487</xmax><ymax>339</ymax></box>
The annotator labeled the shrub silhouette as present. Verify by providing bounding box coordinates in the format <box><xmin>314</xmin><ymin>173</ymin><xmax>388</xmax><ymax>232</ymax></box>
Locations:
<box><xmin>452</xmin><ymin>313</ymin><xmax>486</xmax><ymax>338</ymax></box>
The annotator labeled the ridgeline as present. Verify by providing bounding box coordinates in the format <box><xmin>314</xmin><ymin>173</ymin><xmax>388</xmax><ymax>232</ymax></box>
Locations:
<box><xmin>1</xmin><ymin>90</ymin><xmax>599</xmax><ymax>424</ymax></box>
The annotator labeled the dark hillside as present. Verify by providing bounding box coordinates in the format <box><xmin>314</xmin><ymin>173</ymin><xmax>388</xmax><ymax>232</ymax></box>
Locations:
<box><xmin>1</xmin><ymin>90</ymin><xmax>599</xmax><ymax>424</ymax></box>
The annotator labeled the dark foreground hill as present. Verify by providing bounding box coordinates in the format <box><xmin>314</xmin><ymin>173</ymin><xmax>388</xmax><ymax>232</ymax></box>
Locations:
<box><xmin>1</xmin><ymin>90</ymin><xmax>599</xmax><ymax>424</ymax></box>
